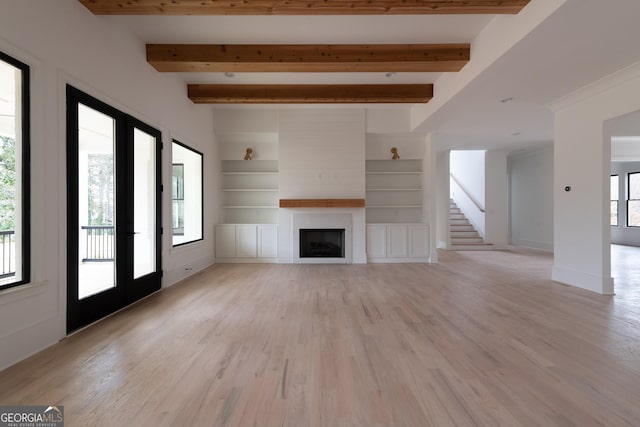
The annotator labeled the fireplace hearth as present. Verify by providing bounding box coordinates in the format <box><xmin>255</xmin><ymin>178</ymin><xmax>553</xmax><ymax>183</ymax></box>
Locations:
<box><xmin>299</xmin><ymin>229</ymin><xmax>345</xmax><ymax>258</ymax></box>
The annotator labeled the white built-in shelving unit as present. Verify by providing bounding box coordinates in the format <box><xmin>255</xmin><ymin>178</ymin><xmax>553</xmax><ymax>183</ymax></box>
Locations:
<box><xmin>365</xmin><ymin>159</ymin><xmax>423</xmax><ymax>223</ymax></box>
<box><xmin>221</xmin><ymin>160</ymin><xmax>279</xmax><ymax>224</ymax></box>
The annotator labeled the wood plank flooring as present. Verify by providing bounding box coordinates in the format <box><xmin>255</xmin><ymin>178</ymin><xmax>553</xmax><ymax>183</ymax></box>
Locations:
<box><xmin>2</xmin><ymin>249</ymin><xmax>640</xmax><ymax>426</ymax></box>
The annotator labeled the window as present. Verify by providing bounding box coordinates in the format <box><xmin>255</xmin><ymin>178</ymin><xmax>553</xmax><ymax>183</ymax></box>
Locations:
<box><xmin>628</xmin><ymin>172</ymin><xmax>640</xmax><ymax>227</ymax></box>
<box><xmin>172</xmin><ymin>140</ymin><xmax>202</xmax><ymax>246</ymax></box>
<box><xmin>611</xmin><ymin>175</ymin><xmax>619</xmax><ymax>226</ymax></box>
<box><xmin>172</xmin><ymin>164</ymin><xmax>184</xmax><ymax>236</ymax></box>
<box><xmin>0</xmin><ymin>52</ymin><xmax>30</xmax><ymax>290</ymax></box>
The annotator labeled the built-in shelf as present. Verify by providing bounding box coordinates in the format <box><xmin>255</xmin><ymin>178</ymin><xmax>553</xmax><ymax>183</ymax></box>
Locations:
<box><xmin>224</xmin><ymin>206</ymin><xmax>278</xmax><ymax>209</ymax></box>
<box><xmin>366</xmin><ymin>159</ymin><xmax>423</xmax><ymax>223</ymax></box>
<box><xmin>222</xmin><ymin>172</ymin><xmax>279</xmax><ymax>175</ymax></box>
<box><xmin>365</xmin><ymin>171</ymin><xmax>422</xmax><ymax>175</ymax></box>
<box><xmin>367</xmin><ymin>205</ymin><xmax>422</xmax><ymax>209</ymax></box>
<box><xmin>223</xmin><ymin>189</ymin><xmax>278</xmax><ymax>192</ymax></box>
<box><xmin>367</xmin><ymin>188</ymin><xmax>421</xmax><ymax>192</ymax></box>
<box><xmin>280</xmin><ymin>198</ymin><xmax>365</xmax><ymax>208</ymax></box>
<box><xmin>221</xmin><ymin>160</ymin><xmax>279</xmax><ymax>224</ymax></box>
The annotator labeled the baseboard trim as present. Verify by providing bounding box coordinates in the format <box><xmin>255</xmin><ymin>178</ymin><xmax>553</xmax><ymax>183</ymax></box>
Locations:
<box><xmin>512</xmin><ymin>240</ymin><xmax>553</xmax><ymax>252</ymax></box>
<box><xmin>552</xmin><ymin>265</ymin><xmax>615</xmax><ymax>295</ymax></box>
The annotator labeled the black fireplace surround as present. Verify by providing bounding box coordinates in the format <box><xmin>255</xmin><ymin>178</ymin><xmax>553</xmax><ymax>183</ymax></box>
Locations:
<box><xmin>299</xmin><ymin>229</ymin><xmax>345</xmax><ymax>258</ymax></box>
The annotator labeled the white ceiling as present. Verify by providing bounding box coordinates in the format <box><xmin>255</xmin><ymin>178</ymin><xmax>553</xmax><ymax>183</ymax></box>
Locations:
<box><xmin>109</xmin><ymin>15</ymin><xmax>492</xmax><ymax>45</ymax></box>
<box><xmin>420</xmin><ymin>0</ymin><xmax>640</xmax><ymax>152</ymax></box>
<box><xmin>107</xmin><ymin>14</ymin><xmax>490</xmax><ymax>87</ymax></box>
<box><xmin>97</xmin><ymin>0</ymin><xmax>640</xmax><ymax>153</ymax></box>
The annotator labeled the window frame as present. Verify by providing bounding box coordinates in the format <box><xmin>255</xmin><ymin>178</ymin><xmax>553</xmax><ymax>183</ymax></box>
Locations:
<box><xmin>610</xmin><ymin>174</ymin><xmax>619</xmax><ymax>227</ymax></box>
<box><xmin>171</xmin><ymin>139</ymin><xmax>203</xmax><ymax>247</ymax></box>
<box><xmin>0</xmin><ymin>51</ymin><xmax>30</xmax><ymax>291</ymax></box>
<box><xmin>628</xmin><ymin>172</ymin><xmax>640</xmax><ymax>228</ymax></box>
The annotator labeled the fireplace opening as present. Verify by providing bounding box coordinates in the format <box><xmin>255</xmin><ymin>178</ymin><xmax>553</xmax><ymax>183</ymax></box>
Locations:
<box><xmin>299</xmin><ymin>229</ymin><xmax>345</xmax><ymax>258</ymax></box>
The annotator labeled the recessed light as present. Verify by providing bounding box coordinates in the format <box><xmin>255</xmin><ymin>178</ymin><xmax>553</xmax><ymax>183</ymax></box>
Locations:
<box><xmin>501</xmin><ymin>97</ymin><xmax>514</xmax><ymax>103</ymax></box>
<box><xmin>224</xmin><ymin>72</ymin><xmax>235</xmax><ymax>78</ymax></box>
<box><xmin>385</xmin><ymin>72</ymin><xmax>398</xmax><ymax>78</ymax></box>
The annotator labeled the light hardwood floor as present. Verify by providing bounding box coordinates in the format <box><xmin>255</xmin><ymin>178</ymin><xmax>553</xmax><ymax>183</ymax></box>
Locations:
<box><xmin>2</xmin><ymin>249</ymin><xmax>640</xmax><ymax>426</ymax></box>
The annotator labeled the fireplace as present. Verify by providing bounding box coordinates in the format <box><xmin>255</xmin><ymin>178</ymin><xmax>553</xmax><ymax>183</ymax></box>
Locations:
<box><xmin>291</xmin><ymin>213</ymin><xmax>354</xmax><ymax>264</ymax></box>
<box><xmin>300</xmin><ymin>229</ymin><xmax>345</xmax><ymax>258</ymax></box>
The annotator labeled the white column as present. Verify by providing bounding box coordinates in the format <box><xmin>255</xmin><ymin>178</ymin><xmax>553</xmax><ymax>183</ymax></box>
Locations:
<box><xmin>485</xmin><ymin>150</ymin><xmax>509</xmax><ymax>249</ymax></box>
<box><xmin>552</xmin><ymin>106</ymin><xmax>613</xmax><ymax>294</ymax></box>
<box><xmin>423</xmin><ymin>134</ymin><xmax>438</xmax><ymax>262</ymax></box>
<box><xmin>436</xmin><ymin>149</ymin><xmax>450</xmax><ymax>250</ymax></box>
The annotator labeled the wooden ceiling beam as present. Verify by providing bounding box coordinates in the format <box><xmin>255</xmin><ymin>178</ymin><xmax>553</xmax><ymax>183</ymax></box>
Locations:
<box><xmin>79</xmin><ymin>1</ymin><xmax>530</xmax><ymax>15</ymax></box>
<box><xmin>187</xmin><ymin>84</ymin><xmax>433</xmax><ymax>104</ymax></box>
<box><xmin>147</xmin><ymin>44</ymin><xmax>470</xmax><ymax>73</ymax></box>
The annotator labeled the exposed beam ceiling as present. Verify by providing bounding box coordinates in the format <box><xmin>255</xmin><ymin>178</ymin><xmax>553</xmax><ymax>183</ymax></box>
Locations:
<box><xmin>187</xmin><ymin>84</ymin><xmax>433</xmax><ymax>104</ymax></box>
<box><xmin>79</xmin><ymin>0</ymin><xmax>530</xmax><ymax>15</ymax></box>
<box><xmin>79</xmin><ymin>1</ymin><xmax>527</xmax><ymax>104</ymax></box>
<box><xmin>147</xmin><ymin>44</ymin><xmax>469</xmax><ymax>73</ymax></box>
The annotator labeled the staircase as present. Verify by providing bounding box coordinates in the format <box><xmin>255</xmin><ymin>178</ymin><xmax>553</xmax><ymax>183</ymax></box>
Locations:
<box><xmin>449</xmin><ymin>200</ymin><xmax>493</xmax><ymax>251</ymax></box>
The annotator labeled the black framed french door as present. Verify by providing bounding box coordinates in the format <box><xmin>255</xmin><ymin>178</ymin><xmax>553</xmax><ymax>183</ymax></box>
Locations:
<box><xmin>66</xmin><ymin>86</ymin><xmax>162</xmax><ymax>333</ymax></box>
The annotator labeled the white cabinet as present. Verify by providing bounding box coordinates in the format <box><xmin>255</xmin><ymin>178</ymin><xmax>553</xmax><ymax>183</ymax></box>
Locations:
<box><xmin>257</xmin><ymin>225</ymin><xmax>278</xmax><ymax>258</ymax></box>
<box><xmin>215</xmin><ymin>225</ymin><xmax>236</xmax><ymax>259</ymax></box>
<box><xmin>366</xmin><ymin>160</ymin><xmax>423</xmax><ymax>224</ymax></box>
<box><xmin>387</xmin><ymin>225</ymin><xmax>408</xmax><ymax>258</ymax></box>
<box><xmin>366</xmin><ymin>225</ymin><xmax>387</xmax><ymax>258</ymax></box>
<box><xmin>366</xmin><ymin>224</ymin><xmax>429</xmax><ymax>263</ymax></box>
<box><xmin>215</xmin><ymin>224</ymin><xmax>278</xmax><ymax>262</ymax></box>
<box><xmin>236</xmin><ymin>225</ymin><xmax>257</xmax><ymax>258</ymax></box>
<box><xmin>408</xmin><ymin>224</ymin><xmax>429</xmax><ymax>258</ymax></box>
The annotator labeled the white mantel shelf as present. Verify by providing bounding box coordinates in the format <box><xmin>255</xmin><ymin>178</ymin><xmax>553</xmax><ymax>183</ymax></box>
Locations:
<box><xmin>279</xmin><ymin>199</ymin><xmax>365</xmax><ymax>208</ymax></box>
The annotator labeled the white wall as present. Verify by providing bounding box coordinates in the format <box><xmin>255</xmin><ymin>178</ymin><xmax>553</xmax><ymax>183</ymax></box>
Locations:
<box><xmin>610</xmin><ymin>161</ymin><xmax>640</xmax><ymax>246</ymax></box>
<box><xmin>612</xmin><ymin>139</ymin><xmax>640</xmax><ymax>161</ymax></box>
<box><xmin>278</xmin><ymin>109</ymin><xmax>367</xmax><ymax>263</ymax></box>
<box><xmin>509</xmin><ymin>147</ymin><xmax>554</xmax><ymax>251</ymax></box>
<box><xmin>279</xmin><ymin>109</ymin><xmax>365</xmax><ymax>198</ymax></box>
<box><xmin>550</xmin><ymin>60</ymin><xmax>640</xmax><ymax>294</ymax></box>
<box><xmin>366</xmin><ymin>108</ymin><xmax>410</xmax><ymax>134</ymax></box>
<box><xmin>365</xmin><ymin>133</ymin><xmax>425</xmax><ymax>160</ymax></box>
<box><xmin>0</xmin><ymin>0</ymin><xmax>217</xmax><ymax>370</ymax></box>
<box><xmin>450</xmin><ymin>150</ymin><xmax>486</xmax><ymax>236</ymax></box>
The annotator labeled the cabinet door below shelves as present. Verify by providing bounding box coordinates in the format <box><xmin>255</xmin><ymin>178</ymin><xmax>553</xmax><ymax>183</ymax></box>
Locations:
<box><xmin>387</xmin><ymin>225</ymin><xmax>408</xmax><ymax>258</ymax></box>
<box><xmin>408</xmin><ymin>225</ymin><xmax>429</xmax><ymax>258</ymax></box>
<box><xmin>366</xmin><ymin>225</ymin><xmax>387</xmax><ymax>258</ymax></box>
<box><xmin>258</xmin><ymin>225</ymin><xmax>278</xmax><ymax>258</ymax></box>
<box><xmin>215</xmin><ymin>225</ymin><xmax>236</xmax><ymax>258</ymax></box>
<box><xmin>236</xmin><ymin>225</ymin><xmax>258</xmax><ymax>258</ymax></box>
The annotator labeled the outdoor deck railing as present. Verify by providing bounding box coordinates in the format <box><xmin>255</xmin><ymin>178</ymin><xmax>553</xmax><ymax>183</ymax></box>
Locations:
<box><xmin>0</xmin><ymin>230</ymin><xmax>15</xmax><ymax>279</ymax></box>
<box><xmin>81</xmin><ymin>226</ymin><xmax>115</xmax><ymax>262</ymax></box>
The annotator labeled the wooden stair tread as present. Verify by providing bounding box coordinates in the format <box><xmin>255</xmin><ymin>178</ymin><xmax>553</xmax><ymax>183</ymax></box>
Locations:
<box><xmin>449</xmin><ymin>199</ymin><xmax>491</xmax><ymax>251</ymax></box>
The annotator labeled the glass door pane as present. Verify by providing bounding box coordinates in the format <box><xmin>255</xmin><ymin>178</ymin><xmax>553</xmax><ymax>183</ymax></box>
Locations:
<box><xmin>133</xmin><ymin>128</ymin><xmax>156</xmax><ymax>279</ymax></box>
<box><xmin>77</xmin><ymin>104</ymin><xmax>116</xmax><ymax>299</ymax></box>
